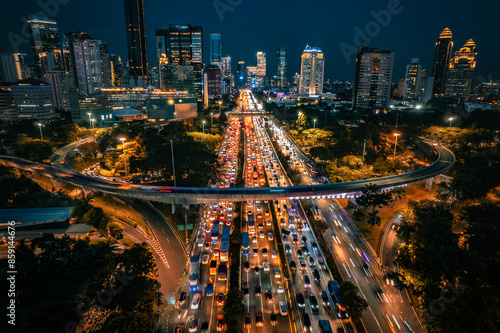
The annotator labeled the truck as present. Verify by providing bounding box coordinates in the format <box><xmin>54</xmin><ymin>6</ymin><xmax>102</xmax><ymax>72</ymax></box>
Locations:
<box><xmin>217</xmin><ymin>263</ymin><xmax>227</xmax><ymax>281</ymax></box>
<box><xmin>209</xmin><ymin>260</ymin><xmax>217</xmax><ymax>275</ymax></box>
<box><xmin>242</xmin><ymin>232</ymin><xmax>250</xmax><ymax>256</ymax></box>
<box><xmin>189</xmin><ymin>255</ymin><xmax>200</xmax><ymax>292</ymax></box>
<box><xmin>220</xmin><ymin>227</ymin><xmax>230</xmax><ymax>261</ymax></box>
<box><xmin>327</xmin><ymin>280</ymin><xmax>348</xmax><ymax>319</ymax></box>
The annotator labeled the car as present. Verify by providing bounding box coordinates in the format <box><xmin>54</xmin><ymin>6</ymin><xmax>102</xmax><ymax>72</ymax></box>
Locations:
<box><xmin>296</xmin><ymin>293</ymin><xmax>305</xmax><ymax>307</ymax></box>
<box><xmin>375</xmin><ymin>286</ymin><xmax>389</xmax><ymax>303</ymax></box>
<box><xmin>280</xmin><ymin>301</ymin><xmax>288</xmax><ymax>316</ymax></box>
<box><xmin>255</xmin><ymin>284</ymin><xmax>262</xmax><ymax>296</ymax></box>
<box><xmin>206</xmin><ymin>284</ymin><xmax>214</xmax><ymax>296</ymax></box>
<box><xmin>271</xmin><ymin>249</ymin><xmax>277</xmax><ymax>258</ymax></box>
<box><xmin>242</xmin><ymin>283</ymin><xmax>249</xmax><ymax>297</ymax></box>
<box><xmin>244</xmin><ymin>261</ymin><xmax>250</xmax><ymax>271</ymax></box>
<box><xmin>198</xmin><ymin>237</ymin><xmax>204</xmax><ymax>247</ymax></box>
<box><xmin>202</xmin><ymin>254</ymin><xmax>210</xmax><ymax>264</ymax></box>
<box><xmin>303</xmin><ymin>275</ymin><xmax>312</xmax><ymax>289</ymax></box>
<box><xmin>301</xmin><ymin>236</ymin><xmax>308</xmax><ymax>246</ymax></box>
<box><xmin>263</xmin><ymin>261</ymin><xmax>270</xmax><ymax>271</ymax></box>
<box><xmin>285</xmin><ymin>244</ymin><xmax>292</xmax><ymax>254</ymax></box>
<box><xmin>204</xmin><ymin>242</ymin><xmax>210</xmax><ymax>250</ymax></box>
<box><xmin>254</xmin><ymin>266</ymin><xmax>260</xmax><ymax>274</ymax></box>
<box><xmin>216</xmin><ymin>293</ymin><xmax>225</xmax><ymax>306</ymax></box>
<box><xmin>256</xmin><ymin>310</ymin><xmax>264</xmax><ymax>327</ymax></box>
<box><xmin>191</xmin><ymin>293</ymin><xmax>201</xmax><ymax>309</ymax></box>
<box><xmin>187</xmin><ymin>316</ymin><xmax>197</xmax><ymax>332</ymax></box>
<box><xmin>213</xmin><ymin>248</ymin><xmax>220</xmax><ymax>257</ymax></box>
<box><xmin>257</xmin><ymin>213</ymin><xmax>263</xmax><ymax>219</ymax></box>
<box><xmin>177</xmin><ymin>292</ymin><xmax>187</xmax><ymax>306</ymax></box>
<box><xmin>244</xmin><ymin>313</ymin><xmax>252</xmax><ymax>328</ymax></box>
<box><xmin>270</xmin><ymin>312</ymin><xmax>278</xmax><ymax>326</ymax></box>
<box><xmin>318</xmin><ymin>257</ymin><xmax>326</xmax><ymax>270</ymax></box>
<box><xmin>297</xmin><ymin>249</ymin><xmax>303</xmax><ymax>258</ymax></box>
<box><xmin>313</xmin><ymin>268</ymin><xmax>321</xmax><ymax>283</ymax></box>
<box><xmin>266</xmin><ymin>219</ymin><xmax>272</xmax><ymax>226</ymax></box>
<box><xmin>274</xmin><ymin>267</ymin><xmax>281</xmax><ymax>278</ymax></box>
<box><xmin>266</xmin><ymin>290</ymin><xmax>274</xmax><ymax>303</ymax></box>
<box><xmin>258</xmin><ymin>222</ymin><xmax>264</xmax><ymax>229</ymax></box>
<box><xmin>268</xmin><ymin>232</ymin><xmax>274</xmax><ymax>241</ymax></box>
<box><xmin>252</xmin><ymin>236</ymin><xmax>258</xmax><ymax>243</ymax></box>
<box><xmin>289</xmin><ymin>259</ymin><xmax>297</xmax><ymax>271</ymax></box>
<box><xmin>253</xmin><ymin>248</ymin><xmax>259</xmax><ymax>256</ymax></box>
<box><xmin>277</xmin><ymin>282</ymin><xmax>284</xmax><ymax>293</ymax></box>
<box><xmin>301</xmin><ymin>246</ymin><xmax>310</xmax><ymax>256</ymax></box>
<box><xmin>311</xmin><ymin>242</ymin><xmax>319</xmax><ymax>253</ymax></box>
<box><xmin>308</xmin><ymin>256</ymin><xmax>315</xmax><ymax>267</ymax></box>
<box><xmin>174</xmin><ymin>324</ymin><xmax>183</xmax><ymax>333</ymax></box>
<box><xmin>292</xmin><ymin>234</ymin><xmax>299</xmax><ymax>244</ymax></box>
<box><xmin>216</xmin><ymin>315</ymin><xmax>224</xmax><ymax>331</ymax></box>
<box><xmin>302</xmin><ymin>313</ymin><xmax>312</xmax><ymax>333</ymax></box>
<box><xmin>321</xmin><ymin>290</ymin><xmax>330</xmax><ymax>307</ymax></box>
<box><xmin>300</xmin><ymin>259</ymin><xmax>307</xmax><ymax>271</ymax></box>
<box><xmin>309</xmin><ymin>294</ymin><xmax>319</xmax><ymax>311</ymax></box>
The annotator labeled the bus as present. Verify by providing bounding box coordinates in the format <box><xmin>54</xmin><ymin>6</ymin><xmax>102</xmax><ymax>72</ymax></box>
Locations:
<box><xmin>248</xmin><ymin>213</ymin><xmax>255</xmax><ymax>234</ymax></box>
<box><xmin>220</xmin><ymin>227</ymin><xmax>230</xmax><ymax>261</ymax></box>
<box><xmin>211</xmin><ymin>220</ymin><xmax>220</xmax><ymax>245</ymax></box>
<box><xmin>188</xmin><ymin>255</ymin><xmax>200</xmax><ymax>292</ymax></box>
<box><xmin>328</xmin><ymin>280</ymin><xmax>348</xmax><ymax>319</ymax></box>
<box><xmin>242</xmin><ymin>232</ymin><xmax>250</xmax><ymax>256</ymax></box>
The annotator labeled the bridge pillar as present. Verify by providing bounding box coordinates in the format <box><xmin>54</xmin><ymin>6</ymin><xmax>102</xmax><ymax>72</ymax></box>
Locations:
<box><xmin>425</xmin><ymin>177</ymin><xmax>434</xmax><ymax>191</ymax></box>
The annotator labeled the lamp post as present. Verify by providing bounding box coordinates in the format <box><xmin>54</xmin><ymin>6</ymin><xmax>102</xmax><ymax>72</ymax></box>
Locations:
<box><xmin>360</xmin><ymin>139</ymin><xmax>367</xmax><ymax>180</ymax></box>
<box><xmin>218</xmin><ymin>100</ymin><xmax>222</xmax><ymax>113</ymax></box>
<box><xmin>448</xmin><ymin>117</ymin><xmax>454</xmax><ymax>128</ymax></box>
<box><xmin>211</xmin><ymin>112</ymin><xmax>214</xmax><ymax>127</ymax></box>
<box><xmin>119</xmin><ymin>137</ymin><xmax>127</xmax><ymax>176</ymax></box>
<box><xmin>91</xmin><ymin>118</ymin><xmax>95</xmax><ymax>130</ymax></box>
<box><xmin>170</xmin><ymin>139</ymin><xmax>177</xmax><ymax>187</ymax></box>
<box><xmin>393</xmin><ymin>133</ymin><xmax>401</xmax><ymax>159</ymax></box>
<box><xmin>313</xmin><ymin>119</ymin><xmax>317</xmax><ymax>129</ymax></box>
<box><xmin>203</xmin><ymin>120</ymin><xmax>206</xmax><ymax>134</ymax></box>
<box><xmin>37</xmin><ymin>123</ymin><xmax>43</xmax><ymax>140</ymax></box>
<box><xmin>87</xmin><ymin>113</ymin><xmax>92</xmax><ymax>128</ymax></box>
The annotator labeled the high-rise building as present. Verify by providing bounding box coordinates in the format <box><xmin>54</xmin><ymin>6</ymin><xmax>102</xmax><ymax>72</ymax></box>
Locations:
<box><xmin>110</xmin><ymin>54</ymin><xmax>123</xmax><ymax>86</ymax></box>
<box><xmin>160</xmin><ymin>65</ymin><xmax>194</xmax><ymax>93</ymax></box>
<box><xmin>0</xmin><ymin>53</ymin><xmax>30</xmax><ymax>82</ymax></box>
<box><xmin>45</xmin><ymin>67</ymin><xmax>71</xmax><ymax>110</ymax></box>
<box><xmin>71</xmin><ymin>33</ymin><xmax>106</xmax><ymax>95</ymax></box>
<box><xmin>27</xmin><ymin>15</ymin><xmax>63</xmax><ymax>78</ymax></box>
<box><xmin>256</xmin><ymin>52</ymin><xmax>266</xmax><ymax>87</ymax></box>
<box><xmin>247</xmin><ymin>66</ymin><xmax>257</xmax><ymax>87</ymax></box>
<box><xmin>123</xmin><ymin>0</ymin><xmax>148</xmax><ymax>85</ymax></box>
<box><xmin>293</xmin><ymin>72</ymin><xmax>300</xmax><ymax>93</ymax></box>
<box><xmin>353</xmin><ymin>47</ymin><xmax>394</xmax><ymax>110</ymax></box>
<box><xmin>403</xmin><ymin>58</ymin><xmax>422</xmax><ymax>100</ymax></box>
<box><xmin>421</xmin><ymin>72</ymin><xmax>434</xmax><ymax>103</ymax></box>
<box><xmin>299</xmin><ymin>46</ymin><xmax>325</xmax><ymax>96</ymax></box>
<box><xmin>0</xmin><ymin>89</ymin><xmax>17</xmax><ymax>123</ymax></box>
<box><xmin>205</xmin><ymin>64</ymin><xmax>222</xmax><ymax>99</ymax></box>
<box><xmin>236</xmin><ymin>61</ymin><xmax>246</xmax><ymax>87</ymax></box>
<box><xmin>99</xmin><ymin>43</ymin><xmax>112</xmax><ymax>88</ymax></box>
<box><xmin>221</xmin><ymin>56</ymin><xmax>231</xmax><ymax>93</ymax></box>
<box><xmin>156</xmin><ymin>24</ymin><xmax>203</xmax><ymax>101</ymax></box>
<box><xmin>210</xmin><ymin>34</ymin><xmax>222</xmax><ymax>65</ymax></box>
<box><xmin>432</xmin><ymin>28</ymin><xmax>453</xmax><ymax>97</ymax></box>
<box><xmin>445</xmin><ymin>39</ymin><xmax>477</xmax><ymax>99</ymax></box>
<box><xmin>11</xmin><ymin>78</ymin><xmax>55</xmax><ymax>120</ymax></box>
<box><xmin>277</xmin><ymin>46</ymin><xmax>287</xmax><ymax>89</ymax></box>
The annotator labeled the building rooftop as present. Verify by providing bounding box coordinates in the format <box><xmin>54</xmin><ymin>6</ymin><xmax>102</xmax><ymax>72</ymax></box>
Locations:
<box><xmin>0</xmin><ymin>207</ymin><xmax>72</xmax><ymax>225</ymax></box>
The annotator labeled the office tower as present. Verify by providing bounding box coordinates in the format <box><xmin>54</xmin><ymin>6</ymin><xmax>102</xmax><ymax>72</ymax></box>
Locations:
<box><xmin>71</xmin><ymin>33</ymin><xmax>105</xmax><ymax>95</ymax></box>
<box><xmin>353</xmin><ymin>47</ymin><xmax>395</xmax><ymax>110</ymax></box>
<box><xmin>27</xmin><ymin>14</ymin><xmax>63</xmax><ymax>78</ymax></box>
<box><xmin>160</xmin><ymin>65</ymin><xmax>194</xmax><ymax>93</ymax></box>
<box><xmin>299</xmin><ymin>46</ymin><xmax>325</xmax><ymax>96</ymax></box>
<box><xmin>247</xmin><ymin>66</ymin><xmax>257</xmax><ymax>87</ymax></box>
<box><xmin>236</xmin><ymin>61</ymin><xmax>246</xmax><ymax>87</ymax></box>
<box><xmin>45</xmin><ymin>67</ymin><xmax>71</xmax><ymax>110</ymax></box>
<box><xmin>432</xmin><ymin>28</ymin><xmax>453</xmax><ymax>97</ymax></box>
<box><xmin>210</xmin><ymin>34</ymin><xmax>222</xmax><ymax>65</ymax></box>
<box><xmin>99</xmin><ymin>43</ymin><xmax>112</xmax><ymax>88</ymax></box>
<box><xmin>403</xmin><ymin>58</ymin><xmax>422</xmax><ymax>100</ymax></box>
<box><xmin>156</xmin><ymin>24</ymin><xmax>203</xmax><ymax>100</ymax></box>
<box><xmin>221</xmin><ymin>56</ymin><xmax>231</xmax><ymax>93</ymax></box>
<box><xmin>123</xmin><ymin>0</ymin><xmax>148</xmax><ymax>85</ymax></box>
<box><xmin>60</xmin><ymin>34</ymin><xmax>73</xmax><ymax>76</ymax></box>
<box><xmin>0</xmin><ymin>53</ymin><xmax>30</xmax><ymax>82</ymax></box>
<box><xmin>11</xmin><ymin>78</ymin><xmax>55</xmax><ymax>120</ymax></box>
<box><xmin>205</xmin><ymin>64</ymin><xmax>222</xmax><ymax>99</ymax></box>
<box><xmin>0</xmin><ymin>89</ymin><xmax>17</xmax><ymax>122</ymax></box>
<box><xmin>396</xmin><ymin>78</ymin><xmax>405</xmax><ymax>99</ymax></box>
<box><xmin>421</xmin><ymin>73</ymin><xmax>434</xmax><ymax>103</ymax></box>
<box><xmin>445</xmin><ymin>39</ymin><xmax>477</xmax><ymax>99</ymax></box>
<box><xmin>277</xmin><ymin>46</ymin><xmax>287</xmax><ymax>89</ymax></box>
<box><xmin>110</xmin><ymin>54</ymin><xmax>123</xmax><ymax>86</ymax></box>
<box><xmin>256</xmin><ymin>52</ymin><xmax>266</xmax><ymax>87</ymax></box>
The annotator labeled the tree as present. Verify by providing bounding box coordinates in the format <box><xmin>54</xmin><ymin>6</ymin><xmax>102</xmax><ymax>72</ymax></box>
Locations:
<box><xmin>81</xmin><ymin>207</ymin><xmax>106</xmax><ymax>229</ymax></box>
<box><xmin>15</xmin><ymin>136</ymin><xmax>53</xmax><ymax>162</ymax></box>
<box><xmin>339</xmin><ymin>281</ymin><xmax>368</xmax><ymax>321</ymax></box>
<box><xmin>355</xmin><ymin>184</ymin><xmax>392</xmax><ymax>228</ymax></box>
<box><xmin>108</xmin><ymin>220</ymin><xmax>124</xmax><ymax>239</ymax></box>
<box><xmin>223</xmin><ymin>288</ymin><xmax>245</xmax><ymax>332</ymax></box>
<box><xmin>79</xmin><ymin>141</ymin><xmax>99</xmax><ymax>158</ymax></box>
<box><xmin>118</xmin><ymin>243</ymin><xmax>156</xmax><ymax>278</ymax></box>
<box><xmin>390</xmin><ymin>187</ymin><xmax>406</xmax><ymax>207</ymax></box>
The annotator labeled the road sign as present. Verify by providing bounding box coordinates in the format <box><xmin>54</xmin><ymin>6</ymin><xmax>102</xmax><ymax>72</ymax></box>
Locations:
<box><xmin>177</xmin><ymin>225</ymin><xmax>184</xmax><ymax>231</ymax></box>
<box><xmin>187</xmin><ymin>224</ymin><xmax>194</xmax><ymax>230</ymax></box>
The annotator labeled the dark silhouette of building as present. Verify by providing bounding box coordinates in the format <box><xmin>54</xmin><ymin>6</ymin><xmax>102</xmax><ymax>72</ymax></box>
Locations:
<box><xmin>123</xmin><ymin>0</ymin><xmax>148</xmax><ymax>85</ymax></box>
<box><xmin>432</xmin><ymin>28</ymin><xmax>453</xmax><ymax>97</ymax></box>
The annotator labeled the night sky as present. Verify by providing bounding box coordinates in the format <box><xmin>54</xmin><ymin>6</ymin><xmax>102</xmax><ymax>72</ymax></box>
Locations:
<box><xmin>2</xmin><ymin>0</ymin><xmax>499</xmax><ymax>83</ymax></box>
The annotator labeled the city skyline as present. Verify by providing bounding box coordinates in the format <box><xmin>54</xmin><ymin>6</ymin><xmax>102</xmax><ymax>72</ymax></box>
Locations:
<box><xmin>1</xmin><ymin>0</ymin><xmax>498</xmax><ymax>84</ymax></box>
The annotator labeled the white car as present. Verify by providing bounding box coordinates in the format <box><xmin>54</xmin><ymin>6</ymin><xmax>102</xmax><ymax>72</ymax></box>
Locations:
<box><xmin>277</xmin><ymin>282</ymin><xmax>284</xmax><ymax>293</ymax></box>
<box><xmin>191</xmin><ymin>293</ymin><xmax>201</xmax><ymax>309</ymax></box>
<box><xmin>263</xmin><ymin>261</ymin><xmax>270</xmax><ymax>271</ymax></box>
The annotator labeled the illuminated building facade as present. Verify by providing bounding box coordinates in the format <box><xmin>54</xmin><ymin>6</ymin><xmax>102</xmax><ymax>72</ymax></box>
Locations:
<box><xmin>256</xmin><ymin>52</ymin><xmax>266</xmax><ymax>88</ymax></box>
<box><xmin>236</xmin><ymin>61</ymin><xmax>246</xmax><ymax>87</ymax></box>
<box><xmin>0</xmin><ymin>53</ymin><xmax>30</xmax><ymax>82</ymax></box>
<box><xmin>432</xmin><ymin>28</ymin><xmax>453</xmax><ymax>96</ymax></box>
<box><xmin>445</xmin><ymin>39</ymin><xmax>477</xmax><ymax>99</ymax></box>
<box><xmin>221</xmin><ymin>56</ymin><xmax>232</xmax><ymax>93</ymax></box>
<box><xmin>123</xmin><ymin>0</ymin><xmax>149</xmax><ymax>85</ymax></box>
<box><xmin>45</xmin><ymin>67</ymin><xmax>71</xmax><ymax>110</ymax></box>
<box><xmin>210</xmin><ymin>34</ymin><xmax>222</xmax><ymax>65</ymax></box>
<box><xmin>28</xmin><ymin>15</ymin><xmax>63</xmax><ymax>78</ymax></box>
<box><xmin>277</xmin><ymin>46</ymin><xmax>287</xmax><ymax>89</ymax></box>
<box><xmin>205</xmin><ymin>64</ymin><xmax>222</xmax><ymax>98</ymax></box>
<box><xmin>110</xmin><ymin>54</ymin><xmax>123</xmax><ymax>86</ymax></box>
<box><xmin>11</xmin><ymin>78</ymin><xmax>55</xmax><ymax>120</ymax></box>
<box><xmin>299</xmin><ymin>46</ymin><xmax>325</xmax><ymax>96</ymax></box>
<box><xmin>403</xmin><ymin>58</ymin><xmax>422</xmax><ymax>100</ymax></box>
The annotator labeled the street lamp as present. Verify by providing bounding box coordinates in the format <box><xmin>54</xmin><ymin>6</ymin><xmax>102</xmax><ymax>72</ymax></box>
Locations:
<box><xmin>360</xmin><ymin>139</ymin><xmax>367</xmax><ymax>180</ymax></box>
<box><xmin>211</xmin><ymin>112</ymin><xmax>214</xmax><ymax>127</ymax></box>
<box><xmin>448</xmin><ymin>117</ymin><xmax>454</xmax><ymax>128</ymax></box>
<box><xmin>87</xmin><ymin>112</ymin><xmax>92</xmax><ymax>128</ymax></box>
<box><xmin>203</xmin><ymin>120</ymin><xmax>206</xmax><ymax>133</ymax></box>
<box><xmin>119</xmin><ymin>137</ymin><xmax>127</xmax><ymax>176</ymax></box>
<box><xmin>313</xmin><ymin>119</ymin><xmax>317</xmax><ymax>129</ymax></box>
<box><xmin>393</xmin><ymin>133</ymin><xmax>401</xmax><ymax>159</ymax></box>
<box><xmin>37</xmin><ymin>123</ymin><xmax>43</xmax><ymax>140</ymax></box>
<box><xmin>91</xmin><ymin>118</ymin><xmax>95</xmax><ymax>130</ymax></box>
<box><xmin>170</xmin><ymin>139</ymin><xmax>177</xmax><ymax>187</ymax></box>
<box><xmin>218</xmin><ymin>100</ymin><xmax>222</xmax><ymax>113</ymax></box>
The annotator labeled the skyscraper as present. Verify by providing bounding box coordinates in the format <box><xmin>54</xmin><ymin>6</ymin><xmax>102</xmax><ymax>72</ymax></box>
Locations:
<box><xmin>45</xmin><ymin>67</ymin><xmax>71</xmax><ymax>110</ymax></box>
<box><xmin>353</xmin><ymin>47</ymin><xmax>394</xmax><ymax>110</ymax></box>
<box><xmin>445</xmin><ymin>39</ymin><xmax>477</xmax><ymax>99</ymax></box>
<box><xmin>0</xmin><ymin>53</ymin><xmax>30</xmax><ymax>82</ymax></box>
<box><xmin>299</xmin><ymin>46</ymin><xmax>325</xmax><ymax>96</ymax></box>
<box><xmin>27</xmin><ymin>15</ymin><xmax>63</xmax><ymax>78</ymax></box>
<box><xmin>236</xmin><ymin>61</ymin><xmax>246</xmax><ymax>87</ymax></box>
<box><xmin>99</xmin><ymin>43</ymin><xmax>112</xmax><ymax>88</ymax></box>
<box><xmin>432</xmin><ymin>28</ymin><xmax>453</xmax><ymax>97</ymax></box>
<box><xmin>403</xmin><ymin>58</ymin><xmax>422</xmax><ymax>100</ymax></box>
<box><xmin>210</xmin><ymin>34</ymin><xmax>222</xmax><ymax>65</ymax></box>
<box><xmin>221</xmin><ymin>56</ymin><xmax>232</xmax><ymax>93</ymax></box>
<box><xmin>205</xmin><ymin>64</ymin><xmax>222</xmax><ymax>99</ymax></box>
<box><xmin>277</xmin><ymin>46</ymin><xmax>287</xmax><ymax>89</ymax></box>
<box><xmin>156</xmin><ymin>24</ymin><xmax>203</xmax><ymax>100</ymax></box>
<box><xmin>123</xmin><ymin>0</ymin><xmax>148</xmax><ymax>85</ymax></box>
<box><xmin>71</xmin><ymin>33</ymin><xmax>106</xmax><ymax>95</ymax></box>
<box><xmin>110</xmin><ymin>54</ymin><xmax>123</xmax><ymax>86</ymax></box>
<box><xmin>256</xmin><ymin>52</ymin><xmax>266</xmax><ymax>88</ymax></box>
